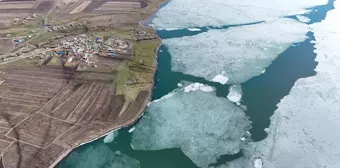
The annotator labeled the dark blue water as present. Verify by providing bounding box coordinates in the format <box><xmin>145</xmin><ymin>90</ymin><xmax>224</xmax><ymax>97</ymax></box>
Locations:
<box><xmin>57</xmin><ymin>0</ymin><xmax>335</xmax><ymax>167</ymax></box>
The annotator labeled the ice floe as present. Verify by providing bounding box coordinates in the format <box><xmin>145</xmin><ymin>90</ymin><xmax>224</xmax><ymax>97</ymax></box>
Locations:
<box><xmin>128</xmin><ymin>127</ymin><xmax>135</xmax><ymax>133</ymax></box>
<box><xmin>131</xmin><ymin>90</ymin><xmax>251</xmax><ymax>168</ymax></box>
<box><xmin>254</xmin><ymin>158</ymin><xmax>263</xmax><ymax>168</ymax></box>
<box><xmin>183</xmin><ymin>83</ymin><xmax>214</xmax><ymax>92</ymax></box>
<box><xmin>61</xmin><ymin>143</ymin><xmax>139</xmax><ymax>168</ymax></box>
<box><xmin>296</xmin><ymin>15</ymin><xmax>311</xmax><ymax>23</ymax></box>
<box><xmin>187</xmin><ymin>28</ymin><xmax>202</xmax><ymax>31</ymax></box>
<box><xmin>152</xmin><ymin>0</ymin><xmax>327</xmax><ymax>28</ymax></box>
<box><xmin>212</xmin><ymin>74</ymin><xmax>229</xmax><ymax>84</ymax></box>
<box><xmin>164</xmin><ymin>18</ymin><xmax>309</xmax><ymax>83</ymax></box>
<box><xmin>103</xmin><ymin>131</ymin><xmax>118</xmax><ymax>143</ymax></box>
<box><xmin>227</xmin><ymin>84</ymin><xmax>243</xmax><ymax>105</ymax></box>
<box><xmin>228</xmin><ymin>1</ymin><xmax>340</xmax><ymax>167</ymax></box>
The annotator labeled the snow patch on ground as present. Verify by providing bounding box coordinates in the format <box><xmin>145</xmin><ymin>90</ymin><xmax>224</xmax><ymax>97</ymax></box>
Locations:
<box><xmin>227</xmin><ymin>84</ymin><xmax>243</xmax><ymax>105</ymax></box>
<box><xmin>131</xmin><ymin>90</ymin><xmax>251</xmax><ymax>168</ymax></box>
<box><xmin>228</xmin><ymin>2</ymin><xmax>340</xmax><ymax>167</ymax></box>
<box><xmin>152</xmin><ymin>0</ymin><xmax>327</xmax><ymax>28</ymax></box>
<box><xmin>296</xmin><ymin>15</ymin><xmax>311</xmax><ymax>23</ymax></box>
<box><xmin>163</xmin><ymin>18</ymin><xmax>309</xmax><ymax>83</ymax></box>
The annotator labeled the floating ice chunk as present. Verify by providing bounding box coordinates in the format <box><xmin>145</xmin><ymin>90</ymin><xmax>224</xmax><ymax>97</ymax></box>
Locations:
<box><xmin>187</xmin><ymin>28</ymin><xmax>202</xmax><ymax>31</ymax></box>
<box><xmin>152</xmin><ymin>0</ymin><xmax>327</xmax><ymax>28</ymax></box>
<box><xmin>131</xmin><ymin>90</ymin><xmax>251</xmax><ymax>168</ymax></box>
<box><xmin>240</xmin><ymin>137</ymin><xmax>246</xmax><ymax>141</ymax></box>
<box><xmin>164</xmin><ymin>18</ymin><xmax>309</xmax><ymax>84</ymax></box>
<box><xmin>296</xmin><ymin>15</ymin><xmax>311</xmax><ymax>23</ymax></box>
<box><xmin>152</xmin><ymin>92</ymin><xmax>175</xmax><ymax>104</ymax></box>
<box><xmin>229</xmin><ymin>3</ymin><xmax>340</xmax><ymax>167</ymax></box>
<box><xmin>162</xmin><ymin>28</ymin><xmax>180</xmax><ymax>31</ymax></box>
<box><xmin>254</xmin><ymin>158</ymin><xmax>263</xmax><ymax>168</ymax></box>
<box><xmin>239</xmin><ymin>104</ymin><xmax>248</xmax><ymax>111</ymax></box>
<box><xmin>128</xmin><ymin>127</ymin><xmax>135</xmax><ymax>133</ymax></box>
<box><xmin>212</xmin><ymin>75</ymin><xmax>229</xmax><ymax>84</ymax></box>
<box><xmin>60</xmin><ymin>143</ymin><xmax>139</xmax><ymax>168</ymax></box>
<box><xmin>177</xmin><ymin>83</ymin><xmax>183</xmax><ymax>87</ymax></box>
<box><xmin>103</xmin><ymin>131</ymin><xmax>118</xmax><ymax>143</ymax></box>
<box><xmin>103</xmin><ymin>153</ymin><xmax>140</xmax><ymax>168</ymax></box>
<box><xmin>310</xmin><ymin>40</ymin><xmax>316</xmax><ymax>44</ymax></box>
<box><xmin>183</xmin><ymin>83</ymin><xmax>214</xmax><ymax>92</ymax></box>
<box><xmin>227</xmin><ymin>84</ymin><xmax>243</xmax><ymax>105</ymax></box>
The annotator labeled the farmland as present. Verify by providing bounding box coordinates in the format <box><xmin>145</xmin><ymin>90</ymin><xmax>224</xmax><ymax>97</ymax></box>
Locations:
<box><xmin>0</xmin><ymin>0</ymin><xmax>164</xmax><ymax>167</ymax></box>
<box><xmin>0</xmin><ymin>43</ymin><xmax>153</xmax><ymax>168</ymax></box>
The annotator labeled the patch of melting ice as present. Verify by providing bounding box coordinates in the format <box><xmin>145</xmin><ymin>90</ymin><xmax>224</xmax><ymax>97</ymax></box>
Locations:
<box><xmin>103</xmin><ymin>131</ymin><xmax>119</xmax><ymax>143</ymax></box>
<box><xmin>151</xmin><ymin>0</ymin><xmax>327</xmax><ymax>28</ymax></box>
<box><xmin>131</xmin><ymin>90</ymin><xmax>251</xmax><ymax>168</ymax></box>
<box><xmin>164</xmin><ymin>18</ymin><xmax>309</xmax><ymax>84</ymax></box>
<box><xmin>227</xmin><ymin>84</ymin><xmax>242</xmax><ymax>105</ymax></box>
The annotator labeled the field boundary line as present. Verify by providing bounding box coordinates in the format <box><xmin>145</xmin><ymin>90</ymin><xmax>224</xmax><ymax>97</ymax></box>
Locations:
<box><xmin>75</xmin><ymin>83</ymin><xmax>104</xmax><ymax>123</ymax></box>
<box><xmin>65</xmin><ymin>83</ymin><xmax>96</xmax><ymax>120</ymax></box>
<box><xmin>50</xmin><ymin>83</ymin><xmax>92</xmax><ymax>114</ymax></box>
<box><xmin>4</xmin><ymin>81</ymin><xmax>74</xmax><ymax>137</ymax></box>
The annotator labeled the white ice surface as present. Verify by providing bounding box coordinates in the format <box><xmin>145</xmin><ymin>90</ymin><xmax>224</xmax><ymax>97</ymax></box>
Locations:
<box><xmin>183</xmin><ymin>83</ymin><xmax>214</xmax><ymax>92</ymax></box>
<box><xmin>164</xmin><ymin>18</ymin><xmax>309</xmax><ymax>84</ymax></box>
<box><xmin>254</xmin><ymin>159</ymin><xmax>263</xmax><ymax>168</ymax></box>
<box><xmin>212</xmin><ymin>74</ymin><xmax>229</xmax><ymax>84</ymax></box>
<box><xmin>296</xmin><ymin>15</ymin><xmax>311</xmax><ymax>23</ymax></box>
<box><xmin>131</xmin><ymin>90</ymin><xmax>251</xmax><ymax>168</ymax></box>
<box><xmin>228</xmin><ymin>2</ymin><xmax>340</xmax><ymax>168</ymax></box>
<box><xmin>128</xmin><ymin>127</ymin><xmax>135</xmax><ymax>133</ymax></box>
<box><xmin>227</xmin><ymin>84</ymin><xmax>243</xmax><ymax>105</ymax></box>
<box><xmin>152</xmin><ymin>0</ymin><xmax>327</xmax><ymax>29</ymax></box>
<box><xmin>187</xmin><ymin>28</ymin><xmax>202</xmax><ymax>31</ymax></box>
<box><xmin>103</xmin><ymin>131</ymin><xmax>118</xmax><ymax>143</ymax></box>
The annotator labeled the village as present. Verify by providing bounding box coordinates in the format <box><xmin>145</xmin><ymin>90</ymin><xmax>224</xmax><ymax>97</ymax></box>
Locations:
<box><xmin>0</xmin><ymin>0</ymin><xmax>164</xmax><ymax>167</ymax></box>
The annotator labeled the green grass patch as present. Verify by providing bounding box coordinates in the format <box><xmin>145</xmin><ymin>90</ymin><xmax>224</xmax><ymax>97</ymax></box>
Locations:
<box><xmin>30</xmin><ymin>32</ymin><xmax>64</xmax><ymax>46</ymax></box>
<box><xmin>116</xmin><ymin>39</ymin><xmax>160</xmax><ymax>100</ymax></box>
<box><xmin>47</xmin><ymin>56</ymin><xmax>61</xmax><ymax>66</ymax></box>
<box><xmin>94</xmin><ymin>28</ymin><xmax>132</xmax><ymax>40</ymax></box>
<box><xmin>0</xmin><ymin>57</ymin><xmax>40</xmax><ymax>68</ymax></box>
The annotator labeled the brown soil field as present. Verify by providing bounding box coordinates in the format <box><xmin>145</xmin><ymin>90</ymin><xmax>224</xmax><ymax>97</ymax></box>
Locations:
<box><xmin>0</xmin><ymin>0</ymin><xmax>164</xmax><ymax>166</ymax></box>
<box><xmin>0</xmin><ymin>65</ymin><xmax>151</xmax><ymax>167</ymax></box>
<box><xmin>35</xmin><ymin>0</ymin><xmax>53</xmax><ymax>12</ymax></box>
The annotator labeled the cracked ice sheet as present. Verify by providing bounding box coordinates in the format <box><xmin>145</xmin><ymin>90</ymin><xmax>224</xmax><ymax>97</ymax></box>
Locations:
<box><xmin>131</xmin><ymin>90</ymin><xmax>251</xmax><ymax>168</ymax></box>
<box><xmin>164</xmin><ymin>18</ymin><xmax>309</xmax><ymax>84</ymax></box>
<box><xmin>152</xmin><ymin>0</ymin><xmax>327</xmax><ymax>29</ymax></box>
<box><xmin>227</xmin><ymin>2</ymin><xmax>340</xmax><ymax>168</ymax></box>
